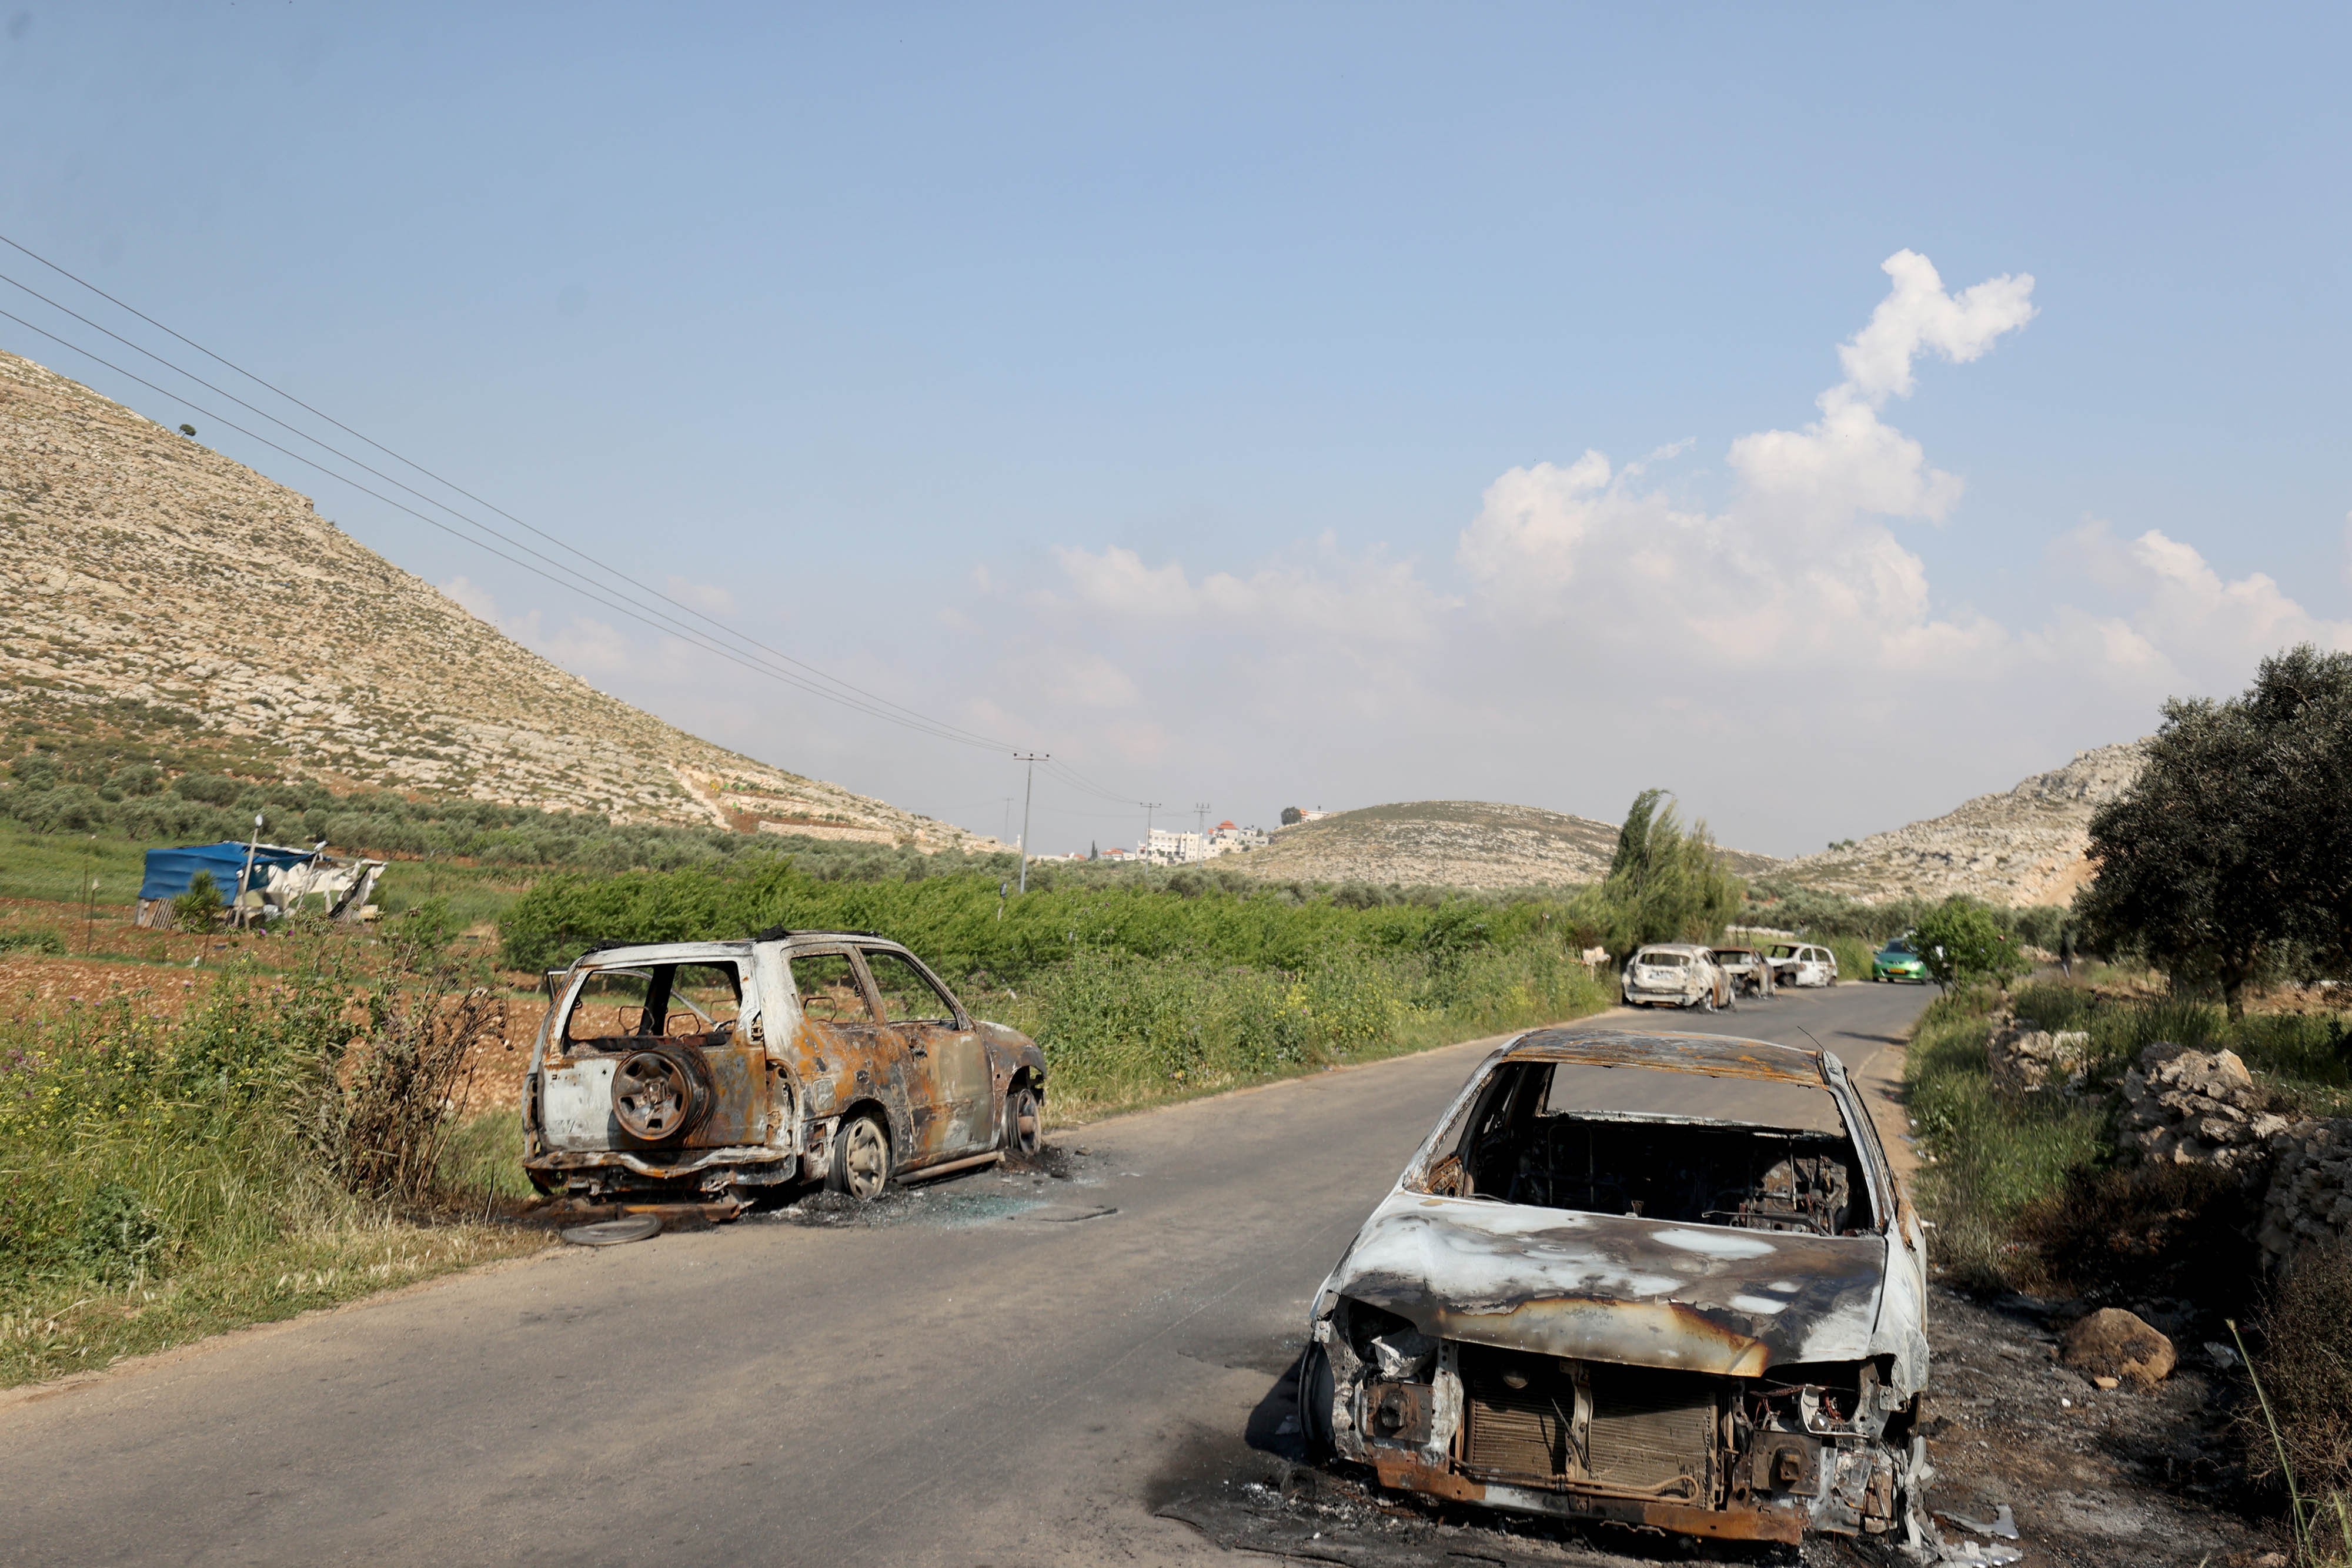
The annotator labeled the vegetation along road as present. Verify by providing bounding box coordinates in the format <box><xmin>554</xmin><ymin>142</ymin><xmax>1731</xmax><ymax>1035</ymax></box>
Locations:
<box><xmin>0</xmin><ymin>981</ymin><xmax>1931</xmax><ymax>1568</ymax></box>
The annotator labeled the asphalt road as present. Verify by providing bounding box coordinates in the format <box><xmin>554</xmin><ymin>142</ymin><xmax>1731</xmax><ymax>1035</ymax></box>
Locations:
<box><xmin>1</xmin><ymin>981</ymin><xmax>1937</xmax><ymax>1568</ymax></box>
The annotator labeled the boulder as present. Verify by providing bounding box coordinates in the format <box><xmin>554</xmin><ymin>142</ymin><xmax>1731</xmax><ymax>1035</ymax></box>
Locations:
<box><xmin>2060</xmin><ymin>1308</ymin><xmax>2177</xmax><ymax>1387</ymax></box>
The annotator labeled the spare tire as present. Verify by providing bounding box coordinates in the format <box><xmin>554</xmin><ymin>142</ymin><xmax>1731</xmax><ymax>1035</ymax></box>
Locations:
<box><xmin>612</xmin><ymin>1042</ymin><xmax>714</xmax><ymax>1144</ymax></box>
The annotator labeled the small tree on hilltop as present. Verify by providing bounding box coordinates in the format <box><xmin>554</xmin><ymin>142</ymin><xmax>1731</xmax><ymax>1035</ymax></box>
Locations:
<box><xmin>1913</xmin><ymin>896</ymin><xmax>2024</xmax><ymax>994</ymax></box>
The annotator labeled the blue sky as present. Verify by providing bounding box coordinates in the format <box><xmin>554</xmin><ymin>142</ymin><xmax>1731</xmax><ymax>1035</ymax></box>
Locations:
<box><xmin>5</xmin><ymin>4</ymin><xmax>2348</xmax><ymax>855</ymax></box>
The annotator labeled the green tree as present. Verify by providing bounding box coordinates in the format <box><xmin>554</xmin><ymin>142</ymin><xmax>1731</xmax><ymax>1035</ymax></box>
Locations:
<box><xmin>2080</xmin><ymin>645</ymin><xmax>2352</xmax><ymax>1018</ymax></box>
<box><xmin>1600</xmin><ymin>789</ymin><xmax>1743</xmax><ymax>957</ymax></box>
<box><xmin>1913</xmin><ymin>897</ymin><xmax>2025</xmax><ymax>992</ymax></box>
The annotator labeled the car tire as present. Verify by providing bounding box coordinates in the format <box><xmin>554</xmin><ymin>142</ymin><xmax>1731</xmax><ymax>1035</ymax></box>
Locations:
<box><xmin>1297</xmin><ymin>1342</ymin><xmax>1335</xmax><ymax>1464</ymax></box>
<box><xmin>1005</xmin><ymin>1083</ymin><xmax>1042</xmax><ymax>1157</ymax></box>
<box><xmin>826</xmin><ymin>1112</ymin><xmax>893</xmax><ymax>1201</ymax></box>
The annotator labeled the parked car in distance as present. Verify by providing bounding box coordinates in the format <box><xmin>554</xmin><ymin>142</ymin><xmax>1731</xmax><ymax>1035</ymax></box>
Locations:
<box><xmin>1299</xmin><ymin>1025</ymin><xmax>1930</xmax><ymax>1545</ymax></box>
<box><xmin>1621</xmin><ymin>942</ymin><xmax>1730</xmax><ymax>1011</ymax></box>
<box><xmin>522</xmin><ymin>929</ymin><xmax>1047</xmax><ymax>1206</ymax></box>
<box><xmin>1711</xmin><ymin>946</ymin><xmax>1776</xmax><ymax>998</ymax></box>
<box><xmin>1871</xmin><ymin>936</ymin><xmax>1928</xmax><ymax>983</ymax></box>
<box><xmin>1768</xmin><ymin>941</ymin><xmax>1839</xmax><ymax>988</ymax></box>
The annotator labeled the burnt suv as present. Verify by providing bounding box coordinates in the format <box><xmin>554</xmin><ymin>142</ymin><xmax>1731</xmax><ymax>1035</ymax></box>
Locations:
<box><xmin>522</xmin><ymin>930</ymin><xmax>1047</xmax><ymax>1204</ymax></box>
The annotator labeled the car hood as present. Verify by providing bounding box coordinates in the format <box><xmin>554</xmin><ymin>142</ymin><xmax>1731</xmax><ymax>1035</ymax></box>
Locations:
<box><xmin>1326</xmin><ymin>1189</ymin><xmax>1889</xmax><ymax>1377</ymax></box>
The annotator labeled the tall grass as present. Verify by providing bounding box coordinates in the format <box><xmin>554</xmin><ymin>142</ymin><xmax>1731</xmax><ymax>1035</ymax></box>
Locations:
<box><xmin>1903</xmin><ymin>984</ymin><xmax>2110</xmax><ymax>1286</ymax></box>
<box><xmin>0</xmin><ymin>922</ymin><xmax>542</xmax><ymax>1386</ymax></box>
<box><xmin>990</xmin><ymin>941</ymin><xmax>1613</xmax><ymax>1119</ymax></box>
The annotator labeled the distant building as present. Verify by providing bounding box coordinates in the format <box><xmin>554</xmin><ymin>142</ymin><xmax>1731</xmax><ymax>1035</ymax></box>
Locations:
<box><xmin>1279</xmin><ymin>805</ymin><xmax>1332</xmax><ymax>826</ymax></box>
<box><xmin>1202</xmin><ymin>822</ymin><xmax>1271</xmax><ymax>857</ymax></box>
<box><xmin>1140</xmin><ymin>828</ymin><xmax>1204</xmax><ymax>865</ymax></box>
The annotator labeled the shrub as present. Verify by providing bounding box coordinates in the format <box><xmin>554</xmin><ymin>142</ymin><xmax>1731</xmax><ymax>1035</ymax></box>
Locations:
<box><xmin>172</xmin><ymin>870</ymin><xmax>222</xmax><ymax>930</ymax></box>
<box><xmin>2245</xmin><ymin>1242</ymin><xmax>2352</xmax><ymax>1501</ymax></box>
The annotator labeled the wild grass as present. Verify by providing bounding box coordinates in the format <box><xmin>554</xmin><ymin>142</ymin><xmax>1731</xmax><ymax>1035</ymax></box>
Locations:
<box><xmin>1903</xmin><ymin>984</ymin><xmax>2111</xmax><ymax>1288</ymax></box>
<box><xmin>2237</xmin><ymin>1294</ymin><xmax>2352</xmax><ymax>1567</ymax></box>
<box><xmin>987</xmin><ymin>941</ymin><xmax>1615</xmax><ymax>1121</ymax></box>
<box><xmin>0</xmin><ymin>922</ymin><xmax>547</xmax><ymax>1388</ymax></box>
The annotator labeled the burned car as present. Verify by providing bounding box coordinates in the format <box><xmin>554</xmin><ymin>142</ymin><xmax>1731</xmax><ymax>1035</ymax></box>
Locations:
<box><xmin>522</xmin><ymin>930</ymin><xmax>1047</xmax><ymax>1205</ymax></box>
<box><xmin>1711</xmin><ymin>946</ymin><xmax>1776</xmax><ymax>999</ymax></box>
<box><xmin>1769</xmin><ymin>941</ymin><xmax>1839</xmax><ymax>988</ymax></box>
<box><xmin>1619</xmin><ymin>942</ymin><xmax>1730</xmax><ymax>1011</ymax></box>
<box><xmin>1299</xmin><ymin>1027</ymin><xmax>1929</xmax><ymax>1546</ymax></box>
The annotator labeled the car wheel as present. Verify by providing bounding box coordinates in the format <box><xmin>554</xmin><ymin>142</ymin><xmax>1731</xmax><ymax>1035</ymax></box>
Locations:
<box><xmin>826</xmin><ymin>1113</ymin><xmax>892</xmax><ymax>1201</ymax></box>
<box><xmin>1297</xmin><ymin>1342</ymin><xmax>1335</xmax><ymax>1464</ymax></box>
<box><xmin>611</xmin><ymin>1042</ymin><xmax>714</xmax><ymax>1144</ymax></box>
<box><xmin>1005</xmin><ymin>1083</ymin><xmax>1042</xmax><ymax>1156</ymax></box>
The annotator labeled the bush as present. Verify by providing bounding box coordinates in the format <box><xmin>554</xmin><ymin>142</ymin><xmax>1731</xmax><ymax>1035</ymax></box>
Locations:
<box><xmin>2245</xmin><ymin>1242</ymin><xmax>2352</xmax><ymax>1500</ymax></box>
<box><xmin>1916</xmin><ymin>897</ymin><xmax>2027</xmax><ymax>991</ymax></box>
<box><xmin>172</xmin><ymin>870</ymin><xmax>222</xmax><ymax>930</ymax></box>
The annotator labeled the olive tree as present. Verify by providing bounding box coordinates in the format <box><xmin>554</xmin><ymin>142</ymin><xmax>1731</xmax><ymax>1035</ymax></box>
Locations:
<box><xmin>2082</xmin><ymin>645</ymin><xmax>2352</xmax><ymax>1018</ymax></box>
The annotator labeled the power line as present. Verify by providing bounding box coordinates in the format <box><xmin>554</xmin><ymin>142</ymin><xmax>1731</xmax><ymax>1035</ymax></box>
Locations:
<box><xmin>0</xmin><ymin>231</ymin><xmax>1181</xmax><ymax>821</ymax></box>
<box><xmin>0</xmin><ymin>252</ymin><xmax>1017</xmax><ymax>755</ymax></box>
<box><xmin>0</xmin><ymin>306</ymin><xmax>1010</xmax><ymax>749</ymax></box>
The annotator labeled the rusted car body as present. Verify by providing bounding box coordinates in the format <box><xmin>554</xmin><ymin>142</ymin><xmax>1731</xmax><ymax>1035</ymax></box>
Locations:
<box><xmin>521</xmin><ymin>930</ymin><xmax>1047</xmax><ymax>1203</ymax></box>
<box><xmin>1619</xmin><ymin>942</ymin><xmax>1730</xmax><ymax>1010</ymax></box>
<box><xmin>1712</xmin><ymin>947</ymin><xmax>1776</xmax><ymax>998</ymax></box>
<box><xmin>1301</xmin><ymin>1027</ymin><xmax>1929</xmax><ymax>1546</ymax></box>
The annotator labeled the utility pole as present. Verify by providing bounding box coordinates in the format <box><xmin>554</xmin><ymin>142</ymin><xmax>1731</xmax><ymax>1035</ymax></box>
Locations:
<box><xmin>1193</xmin><ymin>801</ymin><xmax>1211</xmax><ymax>834</ymax></box>
<box><xmin>1013</xmin><ymin>754</ymin><xmax>1048</xmax><ymax>894</ymax></box>
<box><xmin>1141</xmin><ymin>801</ymin><xmax>1163</xmax><ymax>862</ymax></box>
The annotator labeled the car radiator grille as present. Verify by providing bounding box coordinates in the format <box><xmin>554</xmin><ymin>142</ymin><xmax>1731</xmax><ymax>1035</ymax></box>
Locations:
<box><xmin>1461</xmin><ymin>1354</ymin><xmax>1716</xmax><ymax>1498</ymax></box>
<box><xmin>1586</xmin><ymin>1369</ymin><xmax>1716</xmax><ymax>1495</ymax></box>
<box><xmin>1462</xmin><ymin>1366</ymin><xmax>1573</xmax><ymax>1481</ymax></box>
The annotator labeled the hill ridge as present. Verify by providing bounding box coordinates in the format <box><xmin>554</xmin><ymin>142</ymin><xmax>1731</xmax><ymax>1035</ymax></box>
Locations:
<box><xmin>0</xmin><ymin>348</ymin><xmax>985</xmax><ymax>847</ymax></box>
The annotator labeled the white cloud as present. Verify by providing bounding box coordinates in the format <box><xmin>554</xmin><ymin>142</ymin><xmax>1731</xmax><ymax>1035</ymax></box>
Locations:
<box><xmin>664</xmin><ymin>576</ymin><xmax>738</xmax><ymax>616</ymax></box>
<box><xmin>1837</xmin><ymin>250</ymin><xmax>2038</xmax><ymax>404</ymax></box>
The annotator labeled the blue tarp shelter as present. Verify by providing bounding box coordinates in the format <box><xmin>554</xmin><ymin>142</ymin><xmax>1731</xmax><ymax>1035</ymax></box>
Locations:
<box><xmin>139</xmin><ymin>842</ymin><xmax>318</xmax><ymax>902</ymax></box>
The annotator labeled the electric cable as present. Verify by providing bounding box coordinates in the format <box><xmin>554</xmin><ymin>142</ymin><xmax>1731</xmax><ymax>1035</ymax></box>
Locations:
<box><xmin>0</xmin><ymin>231</ymin><xmax>1171</xmax><ymax>810</ymax></box>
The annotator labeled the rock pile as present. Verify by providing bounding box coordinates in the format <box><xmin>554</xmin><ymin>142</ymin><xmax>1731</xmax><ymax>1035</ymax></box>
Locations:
<box><xmin>2117</xmin><ymin>1043</ymin><xmax>2290</xmax><ymax>1171</ymax></box>
<box><xmin>1987</xmin><ymin>1019</ymin><xmax>2092</xmax><ymax>1096</ymax></box>
<box><xmin>2260</xmin><ymin>1119</ymin><xmax>2352</xmax><ymax>1268</ymax></box>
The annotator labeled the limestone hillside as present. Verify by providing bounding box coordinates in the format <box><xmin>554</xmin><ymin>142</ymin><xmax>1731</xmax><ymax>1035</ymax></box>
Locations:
<box><xmin>1235</xmin><ymin>800</ymin><xmax>1783</xmax><ymax>890</ymax></box>
<box><xmin>1779</xmin><ymin>741</ymin><xmax>2149</xmax><ymax>907</ymax></box>
<box><xmin>0</xmin><ymin>349</ymin><xmax>987</xmax><ymax>847</ymax></box>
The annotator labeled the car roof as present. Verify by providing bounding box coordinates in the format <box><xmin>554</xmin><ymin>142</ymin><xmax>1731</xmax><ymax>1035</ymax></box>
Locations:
<box><xmin>1634</xmin><ymin>942</ymin><xmax>1712</xmax><ymax>955</ymax></box>
<box><xmin>575</xmin><ymin>932</ymin><xmax>910</xmax><ymax>967</ymax></box>
<box><xmin>1498</xmin><ymin>1025</ymin><xmax>1829</xmax><ymax>1086</ymax></box>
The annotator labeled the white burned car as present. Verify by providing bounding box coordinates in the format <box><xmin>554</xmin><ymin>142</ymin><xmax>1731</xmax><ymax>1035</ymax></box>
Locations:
<box><xmin>1769</xmin><ymin>942</ymin><xmax>1839</xmax><ymax>988</ymax></box>
<box><xmin>1299</xmin><ymin>1026</ymin><xmax>1930</xmax><ymax>1547</ymax></box>
<box><xmin>1621</xmin><ymin>942</ymin><xmax>1730</xmax><ymax>1010</ymax></box>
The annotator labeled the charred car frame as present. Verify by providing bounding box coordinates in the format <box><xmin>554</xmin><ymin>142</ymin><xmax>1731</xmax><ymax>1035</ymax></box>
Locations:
<box><xmin>1300</xmin><ymin>1027</ymin><xmax>1929</xmax><ymax>1546</ymax></box>
<box><xmin>521</xmin><ymin>930</ymin><xmax>1047</xmax><ymax>1204</ymax></box>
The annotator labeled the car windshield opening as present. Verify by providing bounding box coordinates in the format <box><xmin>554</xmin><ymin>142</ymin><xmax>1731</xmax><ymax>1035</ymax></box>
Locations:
<box><xmin>1638</xmin><ymin>952</ymin><xmax>1688</xmax><ymax>967</ymax></box>
<box><xmin>1420</xmin><ymin>1061</ymin><xmax>1876</xmax><ymax>1236</ymax></box>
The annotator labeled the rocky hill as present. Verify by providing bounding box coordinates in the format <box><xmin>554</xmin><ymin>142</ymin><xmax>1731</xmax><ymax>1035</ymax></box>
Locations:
<box><xmin>1779</xmin><ymin>741</ymin><xmax>2149</xmax><ymax>907</ymax></box>
<box><xmin>1233</xmin><ymin>799</ymin><xmax>1782</xmax><ymax>890</ymax></box>
<box><xmin>0</xmin><ymin>349</ymin><xmax>986</xmax><ymax>847</ymax></box>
